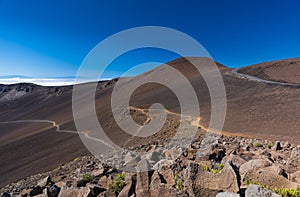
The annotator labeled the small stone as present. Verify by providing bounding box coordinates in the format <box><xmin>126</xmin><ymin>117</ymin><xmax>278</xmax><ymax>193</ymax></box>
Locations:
<box><xmin>216</xmin><ymin>192</ymin><xmax>240</xmax><ymax>197</ymax></box>
<box><xmin>20</xmin><ymin>189</ymin><xmax>30</xmax><ymax>196</ymax></box>
<box><xmin>92</xmin><ymin>168</ymin><xmax>104</xmax><ymax>177</ymax></box>
<box><xmin>37</xmin><ymin>176</ymin><xmax>53</xmax><ymax>188</ymax></box>
<box><xmin>245</xmin><ymin>184</ymin><xmax>280</xmax><ymax>197</ymax></box>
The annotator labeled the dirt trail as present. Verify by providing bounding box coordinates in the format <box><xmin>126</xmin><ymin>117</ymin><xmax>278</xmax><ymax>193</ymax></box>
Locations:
<box><xmin>230</xmin><ymin>68</ymin><xmax>300</xmax><ymax>87</ymax></box>
<box><xmin>0</xmin><ymin>106</ymin><xmax>253</xmax><ymax>149</ymax></box>
<box><xmin>129</xmin><ymin>106</ymin><xmax>253</xmax><ymax>138</ymax></box>
<box><xmin>0</xmin><ymin>120</ymin><xmax>76</xmax><ymax>134</ymax></box>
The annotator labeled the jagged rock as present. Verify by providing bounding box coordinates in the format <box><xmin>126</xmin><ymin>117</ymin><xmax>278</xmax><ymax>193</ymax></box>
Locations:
<box><xmin>144</xmin><ymin>151</ymin><xmax>162</xmax><ymax>163</ymax></box>
<box><xmin>257</xmin><ymin>150</ymin><xmax>272</xmax><ymax>160</ymax></box>
<box><xmin>164</xmin><ymin>147</ymin><xmax>182</xmax><ymax>160</ymax></box>
<box><xmin>225</xmin><ymin>141</ymin><xmax>241</xmax><ymax>155</ymax></box>
<box><xmin>87</xmin><ymin>185</ymin><xmax>106</xmax><ymax>196</ymax></box>
<box><xmin>187</xmin><ymin>148</ymin><xmax>197</xmax><ymax>160</ymax></box>
<box><xmin>159</xmin><ymin>169</ymin><xmax>175</xmax><ymax>186</ymax></box>
<box><xmin>29</xmin><ymin>186</ymin><xmax>43</xmax><ymax>196</ymax></box>
<box><xmin>196</xmin><ymin>146</ymin><xmax>226</xmax><ymax>162</ymax></box>
<box><xmin>289</xmin><ymin>170</ymin><xmax>300</xmax><ymax>184</ymax></box>
<box><xmin>152</xmin><ymin>159</ymin><xmax>173</xmax><ymax>171</ymax></box>
<box><xmin>150</xmin><ymin>171</ymin><xmax>187</xmax><ymax>197</ymax></box>
<box><xmin>98</xmin><ymin>175</ymin><xmax>113</xmax><ymax>189</ymax></box>
<box><xmin>151</xmin><ymin>184</ymin><xmax>187</xmax><ymax>197</ymax></box>
<box><xmin>37</xmin><ymin>176</ymin><xmax>53</xmax><ymax>188</ymax></box>
<box><xmin>100</xmin><ymin>190</ymin><xmax>116</xmax><ymax>197</ymax></box>
<box><xmin>20</xmin><ymin>189</ymin><xmax>30</xmax><ymax>196</ymax></box>
<box><xmin>245</xmin><ymin>184</ymin><xmax>280</xmax><ymax>197</ymax></box>
<box><xmin>118</xmin><ymin>175</ymin><xmax>134</xmax><ymax>197</ymax></box>
<box><xmin>136</xmin><ymin>159</ymin><xmax>151</xmax><ymax>197</ymax></box>
<box><xmin>124</xmin><ymin>152</ymin><xmax>134</xmax><ymax>164</ymax></box>
<box><xmin>58</xmin><ymin>187</ymin><xmax>90</xmax><ymax>197</ymax></box>
<box><xmin>244</xmin><ymin>165</ymin><xmax>298</xmax><ymax>189</ymax></box>
<box><xmin>185</xmin><ymin>161</ymin><xmax>239</xmax><ymax>196</ymax></box>
<box><xmin>150</xmin><ymin>171</ymin><xmax>162</xmax><ymax>189</ymax></box>
<box><xmin>124</xmin><ymin>154</ymin><xmax>141</xmax><ymax>169</ymax></box>
<box><xmin>272</xmin><ymin>141</ymin><xmax>282</xmax><ymax>151</ymax></box>
<box><xmin>47</xmin><ymin>185</ymin><xmax>60</xmax><ymax>197</ymax></box>
<box><xmin>216</xmin><ymin>192</ymin><xmax>240</xmax><ymax>197</ymax></box>
<box><xmin>239</xmin><ymin>159</ymin><xmax>272</xmax><ymax>181</ymax></box>
<box><xmin>264</xmin><ymin>165</ymin><xmax>288</xmax><ymax>177</ymax></box>
<box><xmin>3</xmin><ymin>135</ymin><xmax>300</xmax><ymax>197</ymax></box>
<box><xmin>92</xmin><ymin>168</ymin><xmax>104</xmax><ymax>177</ymax></box>
<box><xmin>221</xmin><ymin>154</ymin><xmax>246</xmax><ymax>169</ymax></box>
<box><xmin>290</xmin><ymin>146</ymin><xmax>300</xmax><ymax>158</ymax></box>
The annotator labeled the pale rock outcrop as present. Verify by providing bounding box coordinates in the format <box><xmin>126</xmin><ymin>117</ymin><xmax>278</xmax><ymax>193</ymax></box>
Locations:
<box><xmin>245</xmin><ymin>184</ymin><xmax>280</xmax><ymax>197</ymax></box>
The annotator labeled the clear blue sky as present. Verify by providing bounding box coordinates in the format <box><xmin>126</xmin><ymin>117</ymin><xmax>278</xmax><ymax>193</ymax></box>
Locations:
<box><xmin>0</xmin><ymin>0</ymin><xmax>300</xmax><ymax>78</ymax></box>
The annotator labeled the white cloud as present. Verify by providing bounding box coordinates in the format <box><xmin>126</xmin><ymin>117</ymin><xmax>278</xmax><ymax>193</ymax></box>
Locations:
<box><xmin>0</xmin><ymin>77</ymin><xmax>81</xmax><ymax>86</ymax></box>
<box><xmin>0</xmin><ymin>77</ymin><xmax>113</xmax><ymax>86</ymax></box>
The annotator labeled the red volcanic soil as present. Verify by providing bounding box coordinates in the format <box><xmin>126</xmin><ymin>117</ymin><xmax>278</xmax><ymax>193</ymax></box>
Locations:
<box><xmin>1</xmin><ymin>57</ymin><xmax>300</xmax><ymax>187</ymax></box>
<box><xmin>238</xmin><ymin>57</ymin><xmax>300</xmax><ymax>84</ymax></box>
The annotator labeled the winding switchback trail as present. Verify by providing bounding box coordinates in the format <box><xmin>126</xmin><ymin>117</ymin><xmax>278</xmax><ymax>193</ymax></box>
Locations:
<box><xmin>0</xmin><ymin>105</ymin><xmax>254</xmax><ymax>149</ymax></box>
<box><xmin>128</xmin><ymin>106</ymin><xmax>253</xmax><ymax>138</ymax></box>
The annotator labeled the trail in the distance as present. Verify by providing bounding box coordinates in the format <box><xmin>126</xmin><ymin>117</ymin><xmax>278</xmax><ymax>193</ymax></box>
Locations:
<box><xmin>0</xmin><ymin>106</ymin><xmax>253</xmax><ymax>149</ymax></box>
<box><xmin>129</xmin><ymin>106</ymin><xmax>253</xmax><ymax>138</ymax></box>
<box><xmin>230</xmin><ymin>68</ymin><xmax>300</xmax><ymax>87</ymax></box>
<box><xmin>0</xmin><ymin>120</ymin><xmax>114</xmax><ymax>148</ymax></box>
<box><xmin>0</xmin><ymin>120</ymin><xmax>76</xmax><ymax>134</ymax></box>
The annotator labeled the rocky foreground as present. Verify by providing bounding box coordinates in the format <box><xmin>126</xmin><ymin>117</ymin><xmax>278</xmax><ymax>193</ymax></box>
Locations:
<box><xmin>1</xmin><ymin>134</ymin><xmax>300</xmax><ymax>197</ymax></box>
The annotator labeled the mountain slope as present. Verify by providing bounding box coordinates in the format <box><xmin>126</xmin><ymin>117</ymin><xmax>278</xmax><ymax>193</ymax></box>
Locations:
<box><xmin>1</xmin><ymin>57</ymin><xmax>300</xmax><ymax>187</ymax></box>
<box><xmin>238</xmin><ymin>57</ymin><xmax>300</xmax><ymax>84</ymax></box>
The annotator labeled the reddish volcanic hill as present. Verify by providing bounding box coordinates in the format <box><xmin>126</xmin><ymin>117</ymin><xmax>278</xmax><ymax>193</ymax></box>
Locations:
<box><xmin>1</xmin><ymin>57</ymin><xmax>300</xmax><ymax>187</ymax></box>
<box><xmin>238</xmin><ymin>57</ymin><xmax>300</xmax><ymax>84</ymax></box>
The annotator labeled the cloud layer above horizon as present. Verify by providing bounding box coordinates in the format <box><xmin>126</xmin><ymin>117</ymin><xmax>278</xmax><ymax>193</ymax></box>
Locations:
<box><xmin>0</xmin><ymin>77</ymin><xmax>88</xmax><ymax>86</ymax></box>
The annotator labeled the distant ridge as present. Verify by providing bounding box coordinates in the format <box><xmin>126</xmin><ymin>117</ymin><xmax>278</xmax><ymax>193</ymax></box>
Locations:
<box><xmin>238</xmin><ymin>57</ymin><xmax>300</xmax><ymax>84</ymax></box>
